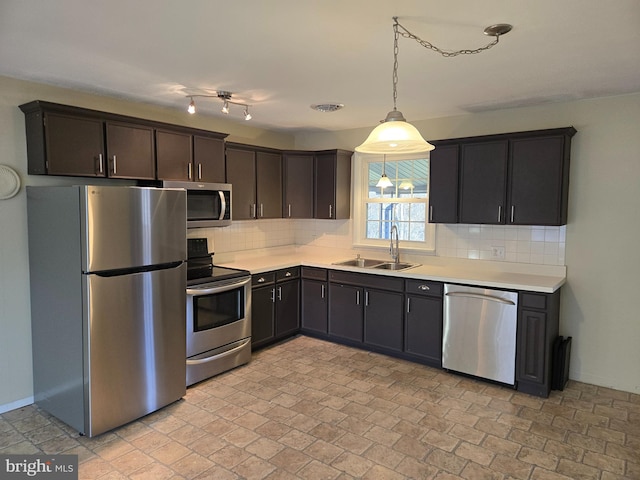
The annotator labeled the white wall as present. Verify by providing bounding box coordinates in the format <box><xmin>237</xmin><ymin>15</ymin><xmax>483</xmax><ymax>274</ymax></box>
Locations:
<box><xmin>296</xmin><ymin>93</ymin><xmax>640</xmax><ymax>394</ymax></box>
<box><xmin>0</xmin><ymin>76</ymin><xmax>295</xmax><ymax>412</ymax></box>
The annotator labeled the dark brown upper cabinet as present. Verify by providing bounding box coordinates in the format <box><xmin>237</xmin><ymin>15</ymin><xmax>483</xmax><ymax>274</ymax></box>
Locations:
<box><xmin>314</xmin><ymin>149</ymin><xmax>352</xmax><ymax>220</ymax></box>
<box><xmin>193</xmin><ymin>135</ymin><xmax>225</xmax><ymax>183</ymax></box>
<box><xmin>428</xmin><ymin>144</ymin><xmax>459</xmax><ymax>223</ymax></box>
<box><xmin>20</xmin><ymin>100</ymin><xmax>227</xmax><ymax>181</ymax></box>
<box><xmin>428</xmin><ymin>127</ymin><xmax>576</xmax><ymax>226</ymax></box>
<box><xmin>459</xmin><ymin>141</ymin><xmax>509</xmax><ymax>224</ymax></box>
<box><xmin>225</xmin><ymin>144</ymin><xmax>282</xmax><ymax>220</ymax></box>
<box><xmin>283</xmin><ymin>152</ymin><xmax>314</xmax><ymax>218</ymax></box>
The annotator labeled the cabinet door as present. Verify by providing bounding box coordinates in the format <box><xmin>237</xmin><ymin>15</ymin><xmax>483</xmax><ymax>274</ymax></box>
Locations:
<box><xmin>328</xmin><ymin>284</ymin><xmax>363</xmax><ymax>342</ymax></box>
<box><xmin>193</xmin><ymin>136</ymin><xmax>225</xmax><ymax>183</ymax></box>
<box><xmin>256</xmin><ymin>151</ymin><xmax>283</xmax><ymax>218</ymax></box>
<box><xmin>105</xmin><ymin>122</ymin><xmax>155</xmax><ymax>179</ymax></box>
<box><xmin>301</xmin><ymin>279</ymin><xmax>328</xmax><ymax>334</ymax></box>
<box><xmin>251</xmin><ymin>286</ymin><xmax>275</xmax><ymax>347</ymax></box>
<box><xmin>45</xmin><ymin>113</ymin><xmax>105</xmax><ymax>177</ymax></box>
<box><xmin>156</xmin><ymin>130</ymin><xmax>192</xmax><ymax>181</ymax></box>
<box><xmin>364</xmin><ymin>289</ymin><xmax>404</xmax><ymax>352</ymax></box>
<box><xmin>405</xmin><ymin>295</ymin><xmax>443</xmax><ymax>366</ymax></box>
<box><xmin>283</xmin><ymin>153</ymin><xmax>314</xmax><ymax>218</ymax></box>
<box><xmin>459</xmin><ymin>141</ymin><xmax>508</xmax><ymax>224</ymax></box>
<box><xmin>517</xmin><ymin>309</ymin><xmax>547</xmax><ymax>385</ymax></box>
<box><xmin>508</xmin><ymin>136</ymin><xmax>567</xmax><ymax>225</ymax></box>
<box><xmin>275</xmin><ymin>280</ymin><xmax>300</xmax><ymax>337</ymax></box>
<box><xmin>315</xmin><ymin>151</ymin><xmax>351</xmax><ymax>220</ymax></box>
<box><xmin>226</xmin><ymin>148</ymin><xmax>257</xmax><ymax>220</ymax></box>
<box><xmin>428</xmin><ymin>144</ymin><xmax>459</xmax><ymax>223</ymax></box>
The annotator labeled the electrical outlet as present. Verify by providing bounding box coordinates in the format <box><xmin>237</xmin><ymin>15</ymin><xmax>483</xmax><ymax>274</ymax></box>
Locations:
<box><xmin>491</xmin><ymin>246</ymin><xmax>505</xmax><ymax>259</ymax></box>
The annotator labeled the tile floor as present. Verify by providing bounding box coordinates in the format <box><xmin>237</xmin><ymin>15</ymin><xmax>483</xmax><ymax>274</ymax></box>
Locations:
<box><xmin>1</xmin><ymin>336</ymin><xmax>639</xmax><ymax>479</ymax></box>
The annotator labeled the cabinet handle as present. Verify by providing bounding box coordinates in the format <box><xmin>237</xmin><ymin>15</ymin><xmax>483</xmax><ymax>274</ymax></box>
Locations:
<box><xmin>277</xmin><ymin>286</ymin><xmax>282</xmax><ymax>301</ymax></box>
<box><xmin>321</xmin><ymin>284</ymin><xmax>325</xmax><ymax>299</ymax></box>
<box><xmin>365</xmin><ymin>291</ymin><xmax>369</xmax><ymax>307</ymax></box>
<box><xmin>511</xmin><ymin>205</ymin><xmax>515</xmax><ymax>223</ymax></box>
<box><xmin>97</xmin><ymin>154</ymin><xmax>104</xmax><ymax>174</ymax></box>
<box><xmin>250</xmin><ymin>204</ymin><xmax>256</xmax><ymax>218</ymax></box>
<box><xmin>407</xmin><ymin>297</ymin><xmax>411</xmax><ymax>313</ymax></box>
<box><xmin>288</xmin><ymin>204</ymin><xmax>292</xmax><ymax>218</ymax></box>
<box><xmin>285</xmin><ymin>271</ymin><xmax>292</xmax><ymax>277</ymax></box>
<box><xmin>356</xmin><ymin>291</ymin><xmax>360</xmax><ymax>305</ymax></box>
<box><xmin>188</xmin><ymin>163</ymin><xmax>193</xmax><ymax>180</ymax></box>
<box><xmin>260</xmin><ymin>204</ymin><xmax>264</xmax><ymax>217</ymax></box>
<box><xmin>270</xmin><ymin>288</ymin><xmax>275</xmax><ymax>303</ymax></box>
<box><xmin>329</xmin><ymin>204</ymin><xmax>333</xmax><ymax>218</ymax></box>
<box><xmin>111</xmin><ymin>155</ymin><xmax>117</xmax><ymax>175</ymax></box>
<box><xmin>429</xmin><ymin>205</ymin><xmax>433</xmax><ymax>222</ymax></box>
<box><xmin>198</xmin><ymin>163</ymin><xmax>202</xmax><ymax>180</ymax></box>
<box><xmin>418</xmin><ymin>284</ymin><xmax>430</xmax><ymax>291</ymax></box>
<box><xmin>257</xmin><ymin>277</ymin><xmax>266</xmax><ymax>283</ymax></box>
<box><xmin>497</xmin><ymin>205</ymin><xmax>502</xmax><ymax>222</ymax></box>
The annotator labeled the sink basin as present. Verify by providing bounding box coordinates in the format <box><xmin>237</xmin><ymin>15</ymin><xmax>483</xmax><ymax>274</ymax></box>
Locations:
<box><xmin>333</xmin><ymin>258</ymin><xmax>384</xmax><ymax>268</ymax></box>
<box><xmin>372</xmin><ymin>262</ymin><xmax>420</xmax><ymax>271</ymax></box>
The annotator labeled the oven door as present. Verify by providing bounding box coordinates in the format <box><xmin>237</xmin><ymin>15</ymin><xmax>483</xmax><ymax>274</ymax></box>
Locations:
<box><xmin>186</xmin><ymin>276</ymin><xmax>251</xmax><ymax>358</ymax></box>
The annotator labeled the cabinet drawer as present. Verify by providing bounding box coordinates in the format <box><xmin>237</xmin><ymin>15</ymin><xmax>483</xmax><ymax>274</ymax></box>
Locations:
<box><xmin>329</xmin><ymin>270</ymin><xmax>404</xmax><ymax>292</ymax></box>
<box><xmin>276</xmin><ymin>267</ymin><xmax>300</xmax><ymax>282</ymax></box>
<box><xmin>405</xmin><ymin>279</ymin><xmax>443</xmax><ymax>297</ymax></box>
<box><xmin>252</xmin><ymin>272</ymin><xmax>275</xmax><ymax>286</ymax></box>
<box><xmin>302</xmin><ymin>266</ymin><xmax>327</xmax><ymax>281</ymax></box>
<box><xmin>520</xmin><ymin>292</ymin><xmax>547</xmax><ymax>310</ymax></box>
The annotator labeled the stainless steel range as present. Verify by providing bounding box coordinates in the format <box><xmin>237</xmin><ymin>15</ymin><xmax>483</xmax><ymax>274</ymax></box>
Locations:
<box><xmin>186</xmin><ymin>238</ymin><xmax>251</xmax><ymax>386</ymax></box>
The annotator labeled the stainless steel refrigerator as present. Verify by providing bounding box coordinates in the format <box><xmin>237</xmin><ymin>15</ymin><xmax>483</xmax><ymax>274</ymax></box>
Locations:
<box><xmin>27</xmin><ymin>185</ymin><xmax>187</xmax><ymax>437</ymax></box>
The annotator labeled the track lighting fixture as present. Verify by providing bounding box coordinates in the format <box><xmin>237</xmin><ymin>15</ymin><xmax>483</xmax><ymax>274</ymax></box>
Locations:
<box><xmin>185</xmin><ymin>91</ymin><xmax>252</xmax><ymax>120</ymax></box>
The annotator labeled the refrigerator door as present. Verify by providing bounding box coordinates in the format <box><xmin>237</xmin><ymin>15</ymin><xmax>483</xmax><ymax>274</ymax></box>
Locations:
<box><xmin>85</xmin><ymin>263</ymin><xmax>186</xmax><ymax>437</ymax></box>
<box><xmin>81</xmin><ymin>186</ymin><xmax>186</xmax><ymax>272</ymax></box>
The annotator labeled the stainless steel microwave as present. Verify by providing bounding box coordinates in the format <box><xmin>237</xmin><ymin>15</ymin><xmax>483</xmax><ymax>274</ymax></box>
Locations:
<box><xmin>161</xmin><ymin>181</ymin><xmax>232</xmax><ymax>228</ymax></box>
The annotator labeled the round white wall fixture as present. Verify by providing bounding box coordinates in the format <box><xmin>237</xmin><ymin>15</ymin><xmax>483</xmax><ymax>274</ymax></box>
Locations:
<box><xmin>0</xmin><ymin>165</ymin><xmax>21</xmax><ymax>199</ymax></box>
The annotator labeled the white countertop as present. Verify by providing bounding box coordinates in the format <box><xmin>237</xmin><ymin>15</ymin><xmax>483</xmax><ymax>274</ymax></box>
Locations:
<box><xmin>218</xmin><ymin>246</ymin><xmax>566</xmax><ymax>293</ymax></box>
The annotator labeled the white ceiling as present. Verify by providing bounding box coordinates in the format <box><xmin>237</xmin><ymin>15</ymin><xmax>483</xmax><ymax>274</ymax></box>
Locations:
<box><xmin>1</xmin><ymin>0</ymin><xmax>639</xmax><ymax>133</ymax></box>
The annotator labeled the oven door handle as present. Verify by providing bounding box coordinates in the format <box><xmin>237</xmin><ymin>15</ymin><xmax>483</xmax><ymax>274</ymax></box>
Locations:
<box><xmin>187</xmin><ymin>277</ymin><xmax>251</xmax><ymax>296</ymax></box>
<box><xmin>186</xmin><ymin>338</ymin><xmax>251</xmax><ymax>365</ymax></box>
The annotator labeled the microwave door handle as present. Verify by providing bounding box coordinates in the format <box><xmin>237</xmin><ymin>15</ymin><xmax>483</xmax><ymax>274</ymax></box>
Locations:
<box><xmin>218</xmin><ymin>190</ymin><xmax>226</xmax><ymax>221</ymax></box>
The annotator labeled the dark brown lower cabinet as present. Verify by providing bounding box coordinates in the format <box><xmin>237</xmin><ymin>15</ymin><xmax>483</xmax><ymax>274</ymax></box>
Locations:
<box><xmin>404</xmin><ymin>280</ymin><xmax>444</xmax><ymax>367</ymax></box>
<box><xmin>251</xmin><ymin>269</ymin><xmax>300</xmax><ymax>349</ymax></box>
<box><xmin>301</xmin><ymin>267</ymin><xmax>328</xmax><ymax>334</ymax></box>
<box><xmin>516</xmin><ymin>290</ymin><xmax>560</xmax><ymax>397</ymax></box>
<box><xmin>364</xmin><ymin>289</ymin><xmax>404</xmax><ymax>352</ymax></box>
<box><xmin>328</xmin><ymin>283</ymin><xmax>363</xmax><ymax>342</ymax></box>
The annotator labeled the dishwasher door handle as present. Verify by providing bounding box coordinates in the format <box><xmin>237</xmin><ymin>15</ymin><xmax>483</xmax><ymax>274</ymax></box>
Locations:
<box><xmin>445</xmin><ymin>291</ymin><xmax>516</xmax><ymax>305</ymax></box>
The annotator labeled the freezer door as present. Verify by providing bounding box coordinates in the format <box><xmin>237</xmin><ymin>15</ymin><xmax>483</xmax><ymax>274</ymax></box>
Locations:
<box><xmin>81</xmin><ymin>186</ymin><xmax>186</xmax><ymax>272</ymax></box>
<box><xmin>84</xmin><ymin>263</ymin><xmax>186</xmax><ymax>437</ymax></box>
<box><xmin>442</xmin><ymin>285</ymin><xmax>518</xmax><ymax>385</ymax></box>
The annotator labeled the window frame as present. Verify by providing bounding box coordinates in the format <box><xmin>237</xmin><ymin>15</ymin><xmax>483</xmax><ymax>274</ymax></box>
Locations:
<box><xmin>352</xmin><ymin>152</ymin><xmax>436</xmax><ymax>253</ymax></box>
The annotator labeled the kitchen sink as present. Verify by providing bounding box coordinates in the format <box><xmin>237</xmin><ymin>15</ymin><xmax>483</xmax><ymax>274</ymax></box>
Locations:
<box><xmin>332</xmin><ymin>258</ymin><xmax>384</xmax><ymax>268</ymax></box>
<box><xmin>372</xmin><ymin>262</ymin><xmax>420</xmax><ymax>271</ymax></box>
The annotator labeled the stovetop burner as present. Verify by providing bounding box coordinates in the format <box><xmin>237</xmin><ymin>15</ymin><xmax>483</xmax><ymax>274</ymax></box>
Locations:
<box><xmin>187</xmin><ymin>238</ymin><xmax>250</xmax><ymax>285</ymax></box>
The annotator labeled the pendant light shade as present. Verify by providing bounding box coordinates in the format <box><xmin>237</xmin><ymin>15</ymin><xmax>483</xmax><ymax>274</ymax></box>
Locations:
<box><xmin>376</xmin><ymin>173</ymin><xmax>393</xmax><ymax>188</ymax></box>
<box><xmin>356</xmin><ymin>110</ymin><xmax>434</xmax><ymax>154</ymax></box>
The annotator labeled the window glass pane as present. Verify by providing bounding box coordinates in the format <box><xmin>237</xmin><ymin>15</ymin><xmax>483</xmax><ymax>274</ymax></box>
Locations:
<box><xmin>367</xmin><ymin>203</ymin><xmax>380</xmax><ymax>221</ymax></box>
<box><xmin>410</xmin><ymin>203</ymin><xmax>426</xmax><ymax>222</ymax></box>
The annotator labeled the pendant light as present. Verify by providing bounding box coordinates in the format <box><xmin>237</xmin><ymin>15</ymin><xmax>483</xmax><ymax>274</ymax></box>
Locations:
<box><xmin>356</xmin><ymin>17</ymin><xmax>512</xmax><ymax>155</ymax></box>
<box><xmin>376</xmin><ymin>155</ymin><xmax>393</xmax><ymax>188</ymax></box>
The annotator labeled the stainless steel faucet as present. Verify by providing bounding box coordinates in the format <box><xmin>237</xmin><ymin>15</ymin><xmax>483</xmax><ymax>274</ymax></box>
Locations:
<box><xmin>390</xmin><ymin>224</ymin><xmax>400</xmax><ymax>263</ymax></box>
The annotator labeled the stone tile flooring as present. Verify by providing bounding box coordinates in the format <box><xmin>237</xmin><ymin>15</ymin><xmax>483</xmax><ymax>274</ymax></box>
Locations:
<box><xmin>1</xmin><ymin>336</ymin><xmax>639</xmax><ymax>479</ymax></box>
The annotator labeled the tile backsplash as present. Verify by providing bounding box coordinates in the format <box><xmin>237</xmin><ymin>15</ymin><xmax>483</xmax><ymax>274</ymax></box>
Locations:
<box><xmin>195</xmin><ymin>219</ymin><xmax>566</xmax><ymax>266</ymax></box>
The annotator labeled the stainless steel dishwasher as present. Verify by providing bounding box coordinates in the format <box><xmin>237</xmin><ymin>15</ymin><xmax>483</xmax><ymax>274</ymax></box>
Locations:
<box><xmin>442</xmin><ymin>284</ymin><xmax>518</xmax><ymax>385</ymax></box>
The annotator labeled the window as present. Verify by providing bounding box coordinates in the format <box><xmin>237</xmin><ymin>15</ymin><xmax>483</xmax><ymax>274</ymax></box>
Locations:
<box><xmin>353</xmin><ymin>153</ymin><xmax>436</xmax><ymax>252</ymax></box>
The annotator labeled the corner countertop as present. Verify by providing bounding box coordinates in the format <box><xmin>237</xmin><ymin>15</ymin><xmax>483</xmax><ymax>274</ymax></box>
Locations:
<box><xmin>217</xmin><ymin>247</ymin><xmax>566</xmax><ymax>293</ymax></box>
